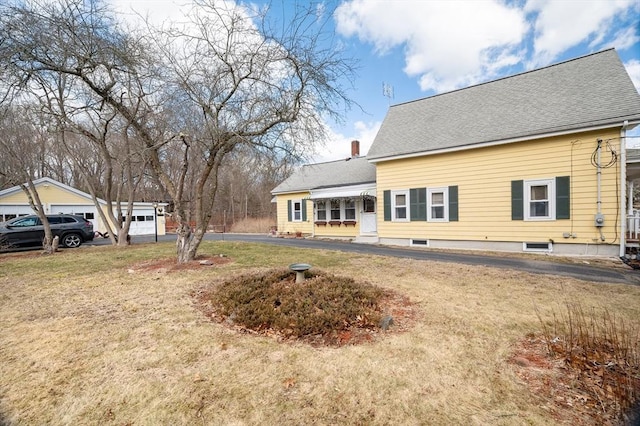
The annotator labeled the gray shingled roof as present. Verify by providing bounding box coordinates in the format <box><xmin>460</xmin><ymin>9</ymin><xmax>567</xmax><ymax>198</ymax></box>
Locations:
<box><xmin>271</xmin><ymin>156</ymin><xmax>375</xmax><ymax>194</ymax></box>
<box><xmin>369</xmin><ymin>49</ymin><xmax>640</xmax><ymax>161</ymax></box>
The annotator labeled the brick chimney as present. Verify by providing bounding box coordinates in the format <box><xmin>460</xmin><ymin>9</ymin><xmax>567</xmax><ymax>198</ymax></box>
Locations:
<box><xmin>351</xmin><ymin>140</ymin><xmax>360</xmax><ymax>158</ymax></box>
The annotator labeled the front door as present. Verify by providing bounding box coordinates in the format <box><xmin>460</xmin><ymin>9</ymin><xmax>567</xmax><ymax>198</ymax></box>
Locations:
<box><xmin>360</xmin><ymin>197</ymin><xmax>377</xmax><ymax>234</ymax></box>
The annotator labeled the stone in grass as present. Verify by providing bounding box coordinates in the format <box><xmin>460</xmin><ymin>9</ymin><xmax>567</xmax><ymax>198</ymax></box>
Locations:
<box><xmin>199</xmin><ymin>259</ymin><xmax>214</xmax><ymax>266</ymax></box>
<box><xmin>380</xmin><ymin>315</ymin><xmax>394</xmax><ymax>330</ymax></box>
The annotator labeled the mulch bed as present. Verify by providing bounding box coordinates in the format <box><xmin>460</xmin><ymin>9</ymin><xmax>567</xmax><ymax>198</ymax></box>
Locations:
<box><xmin>128</xmin><ymin>255</ymin><xmax>233</xmax><ymax>272</ymax></box>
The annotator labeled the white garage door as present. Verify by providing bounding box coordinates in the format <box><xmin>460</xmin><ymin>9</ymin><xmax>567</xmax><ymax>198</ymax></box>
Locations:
<box><xmin>50</xmin><ymin>204</ymin><xmax>98</xmax><ymax>230</ymax></box>
<box><xmin>0</xmin><ymin>204</ymin><xmax>33</xmax><ymax>221</ymax></box>
<box><xmin>123</xmin><ymin>209</ymin><xmax>156</xmax><ymax>235</ymax></box>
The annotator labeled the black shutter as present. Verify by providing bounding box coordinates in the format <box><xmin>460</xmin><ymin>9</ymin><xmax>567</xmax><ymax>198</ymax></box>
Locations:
<box><xmin>383</xmin><ymin>190</ymin><xmax>391</xmax><ymax>221</ymax></box>
<box><xmin>410</xmin><ymin>188</ymin><xmax>426</xmax><ymax>221</ymax></box>
<box><xmin>556</xmin><ymin>176</ymin><xmax>570</xmax><ymax>219</ymax></box>
<box><xmin>449</xmin><ymin>185</ymin><xmax>458</xmax><ymax>222</ymax></box>
<box><xmin>287</xmin><ymin>200</ymin><xmax>292</xmax><ymax>222</ymax></box>
<box><xmin>301</xmin><ymin>199</ymin><xmax>307</xmax><ymax>221</ymax></box>
<box><xmin>511</xmin><ymin>180</ymin><xmax>524</xmax><ymax>220</ymax></box>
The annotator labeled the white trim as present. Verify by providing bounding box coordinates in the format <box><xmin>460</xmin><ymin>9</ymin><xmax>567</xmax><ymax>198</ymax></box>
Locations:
<box><xmin>427</xmin><ymin>187</ymin><xmax>449</xmax><ymax>222</ymax></box>
<box><xmin>344</xmin><ymin>198</ymin><xmax>357</xmax><ymax>221</ymax></box>
<box><xmin>309</xmin><ymin>183</ymin><xmax>376</xmax><ymax>200</ymax></box>
<box><xmin>368</xmin><ymin>122</ymin><xmax>640</xmax><ymax>164</ymax></box>
<box><xmin>620</xmin><ymin>121</ymin><xmax>628</xmax><ymax>257</ymax></box>
<box><xmin>391</xmin><ymin>190</ymin><xmax>409</xmax><ymax>222</ymax></box>
<box><xmin>291</xmin><ymin>199</ymin><xmax>303</xmax><ymax>222</ymax></box>
<box><xmin>314</xmin><ymin>200</ymin><xmax>328</xmax><ymax>221</ymax></box>
<box><xmin>0</xmin><ymin>178</ymin><xmax>168</xmax><ymax>211</ymax></box>
<box><xmin>524</xmin><ymin>178</ymin><xmax>555</xmax><ymax>221</ymax></box>
<box><xmin>0</xmin><ymin>177</ymin><xmax>107</xmax><ymax>204</ymax></box>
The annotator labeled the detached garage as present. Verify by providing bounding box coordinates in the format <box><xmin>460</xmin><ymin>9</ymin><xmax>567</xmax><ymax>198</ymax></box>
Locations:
<box><xmin>0</xmin><ymin>177</ymin><xmax>166</xmax><ymax>237</ymax></box>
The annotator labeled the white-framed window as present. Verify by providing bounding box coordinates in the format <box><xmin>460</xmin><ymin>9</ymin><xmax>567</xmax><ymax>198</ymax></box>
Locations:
<box><xmin>391</xmin><ymin>190</ymin><xmax>409</xmax><ymax>222</ymax></box>
<box><xmin>292</xmin><ymin>199</ymin><xmax>302</xmax><ymax>222</ymax></box>
<box><xmin>330</xmin><ymin>200</ymin><xmax>341</xmax><ymax>220</ymax></box>
<box><xmin>345</xmin><ymin>199</ymin><xmax>356</xmax><ymax>220</ymax></box>
<box><xmin>428</xmin><ymin>187</ymin><xmax>448</xmax><ymax>222</ymax></box>
<box><xmin>525</xmin><ymin>179</ymin><xmax>555</xmax><ymax>221</ymax></box>
<box><xmin>315</xmin><ymin>200</ymin><xmax>327</xmax><ymax>221</ymax></box>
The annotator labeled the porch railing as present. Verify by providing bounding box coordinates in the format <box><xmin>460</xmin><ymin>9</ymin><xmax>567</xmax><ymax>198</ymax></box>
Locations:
<box><xmin>627</xmin><ymin>210</ymin><xmax>640</xmax><ymax>241</ymax></box>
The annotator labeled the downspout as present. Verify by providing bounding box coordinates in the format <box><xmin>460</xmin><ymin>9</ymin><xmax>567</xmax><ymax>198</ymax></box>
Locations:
<box><xmin>596</xmin><ymin>139</ymin><xmax>605</xmax><ymax>241</ymax></box>
<box><xmin>620</xmin><ymin>120</ymin><xmax>628</xmax><ymax>257</ymax></box>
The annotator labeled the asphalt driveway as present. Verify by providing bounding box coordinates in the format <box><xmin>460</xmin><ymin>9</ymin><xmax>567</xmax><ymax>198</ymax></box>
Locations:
<box><xmin>105</xmin><ymin>233</ymin><xmax>640</xmax><ymax>286</ymax></box>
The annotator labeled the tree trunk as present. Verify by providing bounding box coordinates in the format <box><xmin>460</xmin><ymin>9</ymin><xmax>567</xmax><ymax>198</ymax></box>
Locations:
<box><xmin>176</xmin><ymin>223</ymin><xmax>193</xmax><ymax>262</ymax></box>
<box><xmin>117</xmin><ymin>229</ymin><xmax>131</xmax><ymax>246</ymax></box>
<box><xmin>175</xmin><ymin>222</ymin><xmax>206</xmax><ymax>263</ymax></box>
<box><xmin>42</xmin><ymin>234</ymin><xmax>55</xmax><ymax>254</ymax></box>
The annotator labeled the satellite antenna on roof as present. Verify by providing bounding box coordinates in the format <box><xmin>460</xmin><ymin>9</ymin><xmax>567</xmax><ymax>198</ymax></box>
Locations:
<box><xmin>382</xmin><ymin>82</ymin><xmax>394</xmax><ymax>104</ymax></box>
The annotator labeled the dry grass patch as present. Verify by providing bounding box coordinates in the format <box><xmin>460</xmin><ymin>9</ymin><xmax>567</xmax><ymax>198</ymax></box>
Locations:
<box><xmin>1</xmin><ymin>242</ymin><xmax>639</xmax><ymax>425</ymax></box>
<box><xmin>229</xmin><ymin>217</ymin><xmax>275</xmax><ymax>233</ymax></box>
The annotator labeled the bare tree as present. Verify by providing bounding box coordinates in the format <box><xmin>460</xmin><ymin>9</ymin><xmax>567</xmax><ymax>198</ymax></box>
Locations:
<box><xmin>143</xmin><ymin>1</ymin><xmax>355</xmax><ymax>261</ymax></box>
<box><xmin>0</xmin><ymin>0</ymin><xmax>159</xmax><ymax>246</ymax></box>
<box><xmin>0</xmin><ymin>106</ymin><xmax>58</xmax><ymax>252</ymax></box>
<box><xmin>0</xmin><ymin>0</ymin><xmax>355</xmax><ymax>262</ymax></box>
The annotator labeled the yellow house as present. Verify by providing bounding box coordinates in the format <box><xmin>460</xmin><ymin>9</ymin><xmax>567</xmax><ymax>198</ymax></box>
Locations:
<box><xmin>0</xmin><ymin>177</ymin><xmax>166</xmax><ymax>237</ymax></box>
<box><xmin>369</xmin><ymin>49</ymin><xmax>640</xmax><ymax>257</ymax></box>
<box><xmin>271</xmin><ymin>141</ymin><xmax>376</xmax><ymax>240</ymax></box>
<box><xmin>272</xmin><ymin>49</ymin><xmax>640</xmax><ymax>257</ymax></box>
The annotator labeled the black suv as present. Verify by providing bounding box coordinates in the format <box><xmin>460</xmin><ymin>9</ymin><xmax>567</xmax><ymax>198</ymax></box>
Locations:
<box><xmin>0</xmin><ymin>214</ymin><xmax>94</xmax><ymax>249</ymax></box>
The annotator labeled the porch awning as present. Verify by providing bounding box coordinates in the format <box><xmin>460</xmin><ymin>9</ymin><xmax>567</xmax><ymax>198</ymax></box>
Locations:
<box><xmin>309</xmin><ymin>184</ymin><xmax>376</xmax><ymax>200</ymax></box>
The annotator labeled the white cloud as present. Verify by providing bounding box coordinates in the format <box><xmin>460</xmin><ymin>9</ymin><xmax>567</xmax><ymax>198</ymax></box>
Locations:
<box><xmin>625</xmin><ymin>59</ymin><xmax>640</xmax><ymax>93</ymax></box>
<box><xmin>311</xmin><ymin>120</ymin><xmax>381</xmax><ymax>163</ymax></box>
<box><xmin>525</xmin><ymin>0</ymin><xmax>637</xmax><ymax>67</ymax></box>
<box><xmin>107</xmin><ymin>0</ymin><xmax>190</xmax><ymax>26</ymax></box>
<box><xmin>334</xmin><ymin>0</ymin><xmax>528</xmax><ymax>93</ymax></box>
<box><xmin>605</xmin><ymin>26</ymin><xmax>640</xmax><ymax>51</ymax></box>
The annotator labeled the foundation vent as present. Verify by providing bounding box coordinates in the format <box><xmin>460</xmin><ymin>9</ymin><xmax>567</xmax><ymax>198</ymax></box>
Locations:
<box><xmin>523</xmin><ymin>242</ymin><xmax>553</xmax><ymax>252</ymax></box>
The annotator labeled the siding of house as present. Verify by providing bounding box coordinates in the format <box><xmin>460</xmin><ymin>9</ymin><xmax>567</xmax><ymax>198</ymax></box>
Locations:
<box><xmin>314</xmin><ymin>219</ymin><xmax>360</xmax><ymax>238</ymax></box>
<box><xmin>0</xmin><ymin>184</ymin><xmax>87</xmax><ymax>205</ymax></box>
<box><xmin>275</xmin><ymin>192</ymin><xmax>313</xmax><ymax>235</ymax></box>
<box><xmin>0</xmin><ymin>182</ymin><xmax>166</xmax><ymax>236</ymax></box>
<box><xmin>375</xmin><ymin>129</ymin><xmax>620</xmax><ymax>251</ymax></box>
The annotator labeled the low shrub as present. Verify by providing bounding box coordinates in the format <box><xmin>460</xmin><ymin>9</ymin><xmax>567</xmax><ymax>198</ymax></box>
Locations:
<box><xmin>206</xmin><ymin>268</ymin><xmax>385</xmax><ymax>340</ymax></box>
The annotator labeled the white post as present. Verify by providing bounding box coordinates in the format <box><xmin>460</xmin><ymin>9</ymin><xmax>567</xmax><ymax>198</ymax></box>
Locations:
<box><xmin>620</xmin><ymin>122</ymin><xmax>628</xmax><ymax>257</ymax></box>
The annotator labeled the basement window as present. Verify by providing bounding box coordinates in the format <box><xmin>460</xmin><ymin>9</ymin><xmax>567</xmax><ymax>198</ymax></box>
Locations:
<box><xmin>523</xmin><ymin>242</ymin><xmax>553</xmax><ymax>252</ymax></box>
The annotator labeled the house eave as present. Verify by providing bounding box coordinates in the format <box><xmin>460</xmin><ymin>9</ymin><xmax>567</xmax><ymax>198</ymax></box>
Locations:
<box><xmin>0</xmin><ymin>177</ymin><xmax>108</xmax><ymax>204</ymax></box>
<box><xmin>368</xmin><ymin>120</ymin><xmax>640</xmax><ymax>164</ymax></box>
<box><xmin>272</xmin><ymin>180</ymin><xmax>377</xmax><ymax>196</ymax></box>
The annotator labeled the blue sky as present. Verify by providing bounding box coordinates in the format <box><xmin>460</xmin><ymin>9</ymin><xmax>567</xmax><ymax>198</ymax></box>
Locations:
<box><xmin>109</xmin><ymin>0</ymin><xmax>640</xmax><ymax>162</ymax></box>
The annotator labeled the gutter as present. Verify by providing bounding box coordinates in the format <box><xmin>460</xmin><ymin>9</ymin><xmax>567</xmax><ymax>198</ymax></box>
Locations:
<box><xmin>620</xmin><ymin>120</ymin><xmax>629</xmax><ymax>257</ymax></box>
